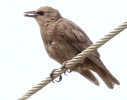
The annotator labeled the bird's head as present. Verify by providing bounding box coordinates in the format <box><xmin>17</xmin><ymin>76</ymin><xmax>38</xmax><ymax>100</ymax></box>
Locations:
<box><xmin>24</xmin><ymin>6</ymin><xmax>62</xmax><ymax>26</ymax></box>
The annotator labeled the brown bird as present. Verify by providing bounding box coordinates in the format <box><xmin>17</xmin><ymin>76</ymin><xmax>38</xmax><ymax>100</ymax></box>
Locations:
<box><xmin>24</xmin><ymin>6</ymin><xmax>120</xmax><ymax>89</ymax></box>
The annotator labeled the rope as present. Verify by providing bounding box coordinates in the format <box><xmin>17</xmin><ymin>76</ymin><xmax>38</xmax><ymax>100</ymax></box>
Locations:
<box><xmin>18</xmin><ymin>21</ymin><xmax>127</xmax><ymax>100</ymax></box>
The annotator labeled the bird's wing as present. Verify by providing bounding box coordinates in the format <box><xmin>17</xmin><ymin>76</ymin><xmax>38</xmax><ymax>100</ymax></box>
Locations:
<box><xmin>55</xmin><ymin>18</ymin><xmax>110</xmax><ymax>74</ymax></box>
<box><xmin>55</xmin><ymin>18</ymin><xmax>119</xmax><ymax>86</ymax></box>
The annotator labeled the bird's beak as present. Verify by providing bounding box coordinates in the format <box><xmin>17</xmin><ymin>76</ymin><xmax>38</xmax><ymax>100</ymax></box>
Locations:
<box><xmin>24</xmin><ymin>11</ymin><xmax>39</xmax><ymax>17</ymax></box>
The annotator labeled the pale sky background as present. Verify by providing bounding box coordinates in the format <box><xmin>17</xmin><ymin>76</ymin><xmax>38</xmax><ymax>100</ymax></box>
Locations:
<box><xmin>0</xmin><ymin>0</ymin><xmax>127</xmax><ymax>100</ymax></box>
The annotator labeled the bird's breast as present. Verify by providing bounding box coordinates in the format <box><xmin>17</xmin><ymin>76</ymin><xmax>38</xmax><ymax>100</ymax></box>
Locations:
<box><xmin>40</xmin><ymin>21</ymin><xmax>79</xmax><ymax>64</ymax></box>
<box><xmin>44</xmin><ymin>36</ymin><xmax>79</xmax><ymax>64</ymax></box>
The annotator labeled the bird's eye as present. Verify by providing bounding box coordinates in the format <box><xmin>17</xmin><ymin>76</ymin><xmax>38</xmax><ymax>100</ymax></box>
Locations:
<box><xmin>37</xmin><ymin>11</ymin><xmax>44</xmax><ymax>15</ymax></box>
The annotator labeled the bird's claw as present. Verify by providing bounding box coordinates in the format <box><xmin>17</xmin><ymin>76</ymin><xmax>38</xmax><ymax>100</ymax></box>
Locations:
<box><xmin>61</xmin><ymin>60</ymin><xmax>72</xmax><ymax>75</ymax></box>
<box><xmin>50</xmin><ymin>60</ymin><xmax>72</xmax><ymax>83</ymax></box>
<box><xmin>55</xmin><ymin>75</ymin><xmax>62</xmax><ymax>82</ymax></box>
<box><xmin>50</xmin><ymin>69</ymin><xmax>62</xmax><ymax>82</ymax></box>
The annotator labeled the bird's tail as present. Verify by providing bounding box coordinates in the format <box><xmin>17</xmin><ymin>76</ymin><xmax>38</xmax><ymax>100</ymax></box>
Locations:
<box><xmin>79</xmin><ymin>70</ymin><xmax>100</xmax><ymax>86</ymax></box>
<box><xmin>74</xmin><ymin>59</ymin><xmax>120</xmax><ymax>89</ymax></box>
<box><xmin>92</xmin><ymin>67</ymin><xmax>120</xmax><ymax>89</ymax></box>
<box><xmin>75</xmin><ymin>63</ymin><xmax>120</xmax><ymax>89</ymax></box>
<box><xmin>79</xmin><ymin>68</ymin><xmax>120</xmax><ymax>89</ymax></box>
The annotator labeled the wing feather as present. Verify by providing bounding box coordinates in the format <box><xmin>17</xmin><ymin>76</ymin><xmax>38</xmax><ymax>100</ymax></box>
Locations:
<box><xmin>55</xmin><ymin>18</ymin><xmax>112</xmax><ymax>74</ymax></box>
<box><xmin>55</xmin><ymin>18</ymin><xmax>119</xmax><ymax>85</ymax></box>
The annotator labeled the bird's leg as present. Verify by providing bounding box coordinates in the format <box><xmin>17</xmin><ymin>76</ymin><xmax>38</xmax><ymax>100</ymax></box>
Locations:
<box><xmin>50</xmin><ymin>69</ymin><xmax>62</xmax><ymax>82</ymax></box>
<box><xmin>61</xmin><ymin>60</ymin><xmax>72</xmax><ymax>75</ymax></box>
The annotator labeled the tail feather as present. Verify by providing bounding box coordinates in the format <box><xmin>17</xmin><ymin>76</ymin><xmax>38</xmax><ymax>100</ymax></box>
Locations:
<box><xmin>106</xmin><ymin>73</ymin><xmax>120</xmax><ymax>85</ymax></box>
<box><xmin>79</xmin><ymin>70</ymin><xmax>99</xmax><ymax>86</ymax></box>
<box><xmin>94</xmin><ymin>67</ymin><xmax>120</xmax><ymax>89</ymax></box>
<box><xmin>97</xmin><ymin>71</ymin><xmax>114</xmax><ymax>89</ymax></box>
<box><xmin>85</xmin><ymin>58</ymin><xmax>120</xmax><ymax>88</ymax></box>
<box><xmin>73</xmin><ymin>58</ymin><xmax>120</xmax><ymax>89</ymax></box>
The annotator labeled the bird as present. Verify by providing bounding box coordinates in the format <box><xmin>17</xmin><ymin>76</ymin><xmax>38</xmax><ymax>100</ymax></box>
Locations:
<box><xmin>24</xmin><ymin>6</ymin><xmax>120</xmax><ymax>89</ymax></box>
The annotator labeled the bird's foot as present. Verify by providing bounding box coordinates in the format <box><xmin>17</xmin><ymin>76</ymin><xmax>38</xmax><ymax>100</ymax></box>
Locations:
<box><xmin>50</xmin><ymin>69</ymin><xmax>62</xmax><ymax>83</ymax></box>
<box><xmin>50</xmin><ymin>60</ymin><xmax>72</xmax><ymax>83</ymax></box>
<box><xmin>61</xmin><ymin>60</ymin><xmax>72</xmax><ymax>75</ymax></box>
